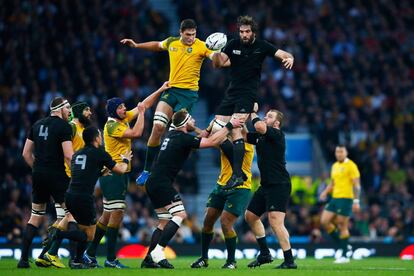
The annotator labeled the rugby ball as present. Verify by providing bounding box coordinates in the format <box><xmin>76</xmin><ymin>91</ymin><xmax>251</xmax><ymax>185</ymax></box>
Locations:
<box><xmin>205</xmin><ymin>32</ymin><xmax>227</xmax><ymax>50</ymax></box>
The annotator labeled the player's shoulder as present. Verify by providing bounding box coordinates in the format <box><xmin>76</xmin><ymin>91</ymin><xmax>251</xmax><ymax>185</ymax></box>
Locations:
<box><xmin>346</xmin><ymin>159</ymin><xmax>359</xmax><ymax>168</ymax></box>
<box><xmin>164</xmin><ymin>36</ymin><xmax>181</xmax><ymax>48</ymax></box>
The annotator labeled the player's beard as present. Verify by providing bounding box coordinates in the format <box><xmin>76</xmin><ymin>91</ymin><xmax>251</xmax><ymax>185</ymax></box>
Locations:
<box><xmin>79</xmin><ymin>114</ymin><xmax>91</xmax><ymax>127</ymax></box>
<box><xmin>241</xmin><ymin>35</ymin><xmax>255</xmax><ymax>45</ymax></box>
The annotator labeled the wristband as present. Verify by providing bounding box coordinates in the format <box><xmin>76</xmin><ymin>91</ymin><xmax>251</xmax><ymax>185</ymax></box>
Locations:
<box><xmin>122</xmin><ymin>158</ymin><xmax>130</xmax><ymax>164</ymax></box>
<box><xmin>353</xmin><ymin>199</ymin><xmax>360</xmax><ymax>204</ymax></box>
<box><xmin>251</xmin><ymin>117</ymin><xmax>261</xmax><ymax>126</ymax></box>
<box><xmin>225</xmin><ymin>122</ymin><xmax>233</xmax><ymax>131</ymax></box>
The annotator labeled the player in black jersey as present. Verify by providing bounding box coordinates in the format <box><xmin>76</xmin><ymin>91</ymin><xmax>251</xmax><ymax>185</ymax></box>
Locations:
<box><xmin>210</xmin><ymin>15</ymin><xmax>294</xmax><ymax>188</ymax></box>
<box><xmin>141</xmin><ymin>109</ymin><xmax>243</xmax><ymax>269</ymax></box>
<box><xmin>17</xmin><ymin>97</ymin><xmax>74</xmax><ymax>269</ymax></box>
<box><xmin>241</xmin><ymin>108</ymin><xmax>297</xmax><ymax>269</ymax></box>
<box><xmin>51</xmin><ymin>126</ymin><xmax>131</xmax><ymax>269</ymax></box>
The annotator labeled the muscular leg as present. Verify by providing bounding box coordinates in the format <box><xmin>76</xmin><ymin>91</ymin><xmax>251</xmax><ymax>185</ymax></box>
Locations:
<box><xmin>220</xmin><ymin>211</ymin><xmax>239</xmax><ymax>264</ymax></box>
<box><xmin>230</xmin><ymin>113</ymin><xmax>249</xmax><ymax>181</ymax></box>
<box><xmin>106</xmin><ymin>210</ymin><xmax>124</xmax><ymax>262</ymax></box>
<box><xmin>245</xmin><ymin>210</ymin><xmax>270</xmax><ymax>255</ymax></box>
<box><xmin>268</xmin><ymin>211</ymin><xmax>294</xmax><ymax>264</ymax></box>
<box><xmin>143</xmin><ymin>102</ymin><xmax>173</xmax><ymax>172</ymax></box>
<box><xmin>86</xmin><ymin>211</ymin><xmax>110</xmax><ymax>257</ymax></box>
<box><xmin>320</xmin><ymin>210</ymin><xmax>340</xmax><ymax>243</ymax></box>
<box><xmin>336</xmin><ymin>215</ymin><xmax>350</xmax><ymax>257</ymax></box>
<box><xmin>20</xmin><ymin>203</ymin><xmax>46</xmax><ymax>263</ymax></box>
<box><xmin>150</xmin><ymin>201</ymin><xmax>187</xmax><ymax>263</ymax></box>
<box><xmin>201</xmin><ymin>207</ymin><xmax>222</xmax><ymax>259</ymax></box>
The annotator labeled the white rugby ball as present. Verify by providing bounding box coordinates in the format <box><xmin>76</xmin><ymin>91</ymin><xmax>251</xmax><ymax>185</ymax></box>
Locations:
<box><xmin>205</xmin><ymin>32</ymin><xmax>227</xmax><ymax>50</ymax></box>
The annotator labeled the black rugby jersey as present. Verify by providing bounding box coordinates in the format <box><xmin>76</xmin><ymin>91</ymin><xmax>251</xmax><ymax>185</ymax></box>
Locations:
<box><xmin>28</xmin><ymin>116</ymin><xmax>72</xmax><ymax>174</ymax></box>
<box><xmin>247</xmin><ymin>127</ymin><xmax>290</xmax><ymax>186</ymax></box>
<box><xmin>69</xmin><ymin>145</ymin><xmax>116</xmax><ymax>195</ymax></box>
<box><xmin>148</xmin><ymin>130</ymin><xmax>201</xmax><ymax>184</ymax></box>
<box><xmin>222</xmin><ymin>38</ymin><xmax>277</xmax><ymax>96</ymax></box>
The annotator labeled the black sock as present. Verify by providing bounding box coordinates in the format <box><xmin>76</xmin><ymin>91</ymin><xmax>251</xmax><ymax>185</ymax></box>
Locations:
<box><xmin>68</xmin><ymin>222</ymin><xmax>79</xmax><ymax>260</ymax></box>
<box><xmin>158</xmin><ymin>220</ymin><xmax>180</xmax><ymax>247</ymax></box>
<box><xmin>75</xmin><ymin>240</ymin><xmax>88</xmax><ymax>263</ymax></box>
<box><xmin>21</xmin><ymin>224</ymin><xmax>38</xmax><ymax>261</ymax></box>
<box><xmin>219</xmin><ymin>139</ymin><xmax>233</xmax><ymax>165</ymax></box>
<box><xmin>256</xmin><ymin>236</ymin><xmax>270</xmax><ymax>255</ymax></box>
<box><xmin>232</xmin><ymin>139</ymin><xmax>245</xmax><ymax>177</ymax></box>
<box><xmin>147</xmin><ymin>228</ymin><xmax>163</xmax><ymax>255</ymax></box>
<box><xmin>283</xmin><ymin>248</ymin><xmax>294</xmax><ymax>264</ymax></box>
<box><xmin>201</xmin><ymin>232</ymin><xmax>214</xmax><ymax>259</ymax></box>
<box><xmin>39</xmin><ymin>225</ymin><xmax>58</xmax><ymax>258</ymax></box>
<box><xmin>224</xmin><ymin>236</ymin><xmax>237</xmax><ymax>263</ymax></box>
<box><xmin>57</xmin><ymin>229</ymin><xmax>87</xmax><ymax>242</ymax></box>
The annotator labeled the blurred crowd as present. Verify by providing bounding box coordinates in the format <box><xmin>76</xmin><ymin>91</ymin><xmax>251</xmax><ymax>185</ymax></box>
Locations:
<box><xmin>1</xmin><ymin>0</ymin><xmax>413</xmax><ymax>246</ymax></box>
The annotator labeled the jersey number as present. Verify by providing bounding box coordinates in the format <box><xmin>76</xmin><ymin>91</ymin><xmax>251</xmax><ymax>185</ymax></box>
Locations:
<box><xmin>39</xmin><ymin>125</ymin><xmax>48</xmax><ymax>140</ymax></box>
<box><xmin>75</xmin><ymin>154</ymin><xmax>87</xmax><ymax>170</ymax></box>
<box><xmin>160</xmin><ymin>138</ymin><xmax>170</xmax><ymax>151</ymax></box>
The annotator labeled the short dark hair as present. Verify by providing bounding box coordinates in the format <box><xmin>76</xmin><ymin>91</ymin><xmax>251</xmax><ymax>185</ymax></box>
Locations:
<box><xmin>82</xmin><ymin>126</ymin><xmax>100</xmax><ymax>145</ymax></box>
<box><xmin>172</xmin><ymin>109</ymin><xmax>189</xmax><ymax>127</ymax></box>
<box><xmin>180</xmin><ymin>19</ymin><xmax>197</xmax><ymax>31</ymax></box>
<box><xmin>269</xmin><ymin>109</ymin><xmax>284</xmax><ymax>127</ymax></box>
<box><xmin>336</xmin><ymin>144</ymin><xmax>347</xmax><ymax>149</ymax></box>
<box><xmin>237</xmin><ymin>15</ymin><xmax>258</xmax><ymax>33</ymax></box>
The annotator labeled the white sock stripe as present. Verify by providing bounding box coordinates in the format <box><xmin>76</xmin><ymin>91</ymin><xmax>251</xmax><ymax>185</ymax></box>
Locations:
<box><xmin>154</xmin><ymin>116</ymin><xmax>169</xmax><ymax>123</ymax></box>
<box><xmin>156</xmin><ymin>212</ymin><xmax>173</xmax><ymax>219</ymax></box>
<box><xmin>214</xmin><ymin>119</ymin><xmax>226</xmax><ymax>127</ymax></box>
<box><xmin>103</xmin><ymin>202</ymin><xmax>126</xmax><ymax>210</ymax></box>
<box><xmin>167</xmin><ymin>204</ymin><xmax>185</xmax><ymax>215</ymax></box>
<box><xmin>31</xmin><ymin>209</ymin><xmax>46</xmax><ymax>216</ymax></box>
<box><xmin>55</xmin><ymin>205</ymin><xmax>65</xmax><ymax>218</ymax></box>
<box><xmin>171</xmin><ymin>216</ymin><xmax>183</xmax><ymax>226</ymax></box>
<box><xmin>103</xmin><ymin>200</ymin><xmax>126</xmax><ymax>204</ymax></box>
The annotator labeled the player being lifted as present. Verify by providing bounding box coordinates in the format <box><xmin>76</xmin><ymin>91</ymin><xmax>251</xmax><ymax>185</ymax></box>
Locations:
<box><xmin>121</xmin><ymin>19</ymin><xmax>215</xmax><ymax>185</ymax></box>
<box><xmin>209</xmin><ymin>15</ymin><xmax>294</xmax><ymax>188</ymax></box>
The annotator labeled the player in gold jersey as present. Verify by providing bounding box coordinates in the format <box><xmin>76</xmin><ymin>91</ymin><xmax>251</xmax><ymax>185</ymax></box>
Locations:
<box><xmin>120</xmin><ymin>19</ymin><xmax>214</xmax><ymax>185</ymax></box>
<box><xmin>191</xmin><ymin>138</ymin><xmax>254</xmax><ymax>269</ymax></box>
<box><xmin>83</xmin><ymin>82</ymin><xmax>170</xmax><ymax>268</ymax></box>
<box><xmin>320</xmin><ymin>145</ymin><xmax>361</xmax><ymax>264</ymax></box>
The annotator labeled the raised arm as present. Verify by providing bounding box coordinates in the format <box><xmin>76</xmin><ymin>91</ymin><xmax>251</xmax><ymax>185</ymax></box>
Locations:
<box><xmin>275</xmin><ymin>49</ymin><xmax>294</xmax><ymax>69</ymax></box>
<box><xmin>142</xmin><ymin>81</ymin><xmax>170</xmax><ymax>109</ymax></box>
<box><xmin>122</xmin><ymin>103</ymin><xmax>146</xmax><ymax>138</ymax></box>
<box><xmin>199</xmin><ymin>118</ymin><xmax>243</xmax><ymax>148</ymax></box>
<box><xmin>120</xmin><ymin>38</ymin><xmax>164</xmax><ymax>52</ymax></box>
<box><xmin>250</xmin><ymin>112</ymin><xmax>267</xmax><ymax>134</ymax></box>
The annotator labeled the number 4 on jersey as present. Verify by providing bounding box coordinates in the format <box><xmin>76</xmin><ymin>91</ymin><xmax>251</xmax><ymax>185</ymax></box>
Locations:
<box><xmin>39</xmin><ymin>125</ymin><xmax>48</xmax><ymax>140</ymax></box>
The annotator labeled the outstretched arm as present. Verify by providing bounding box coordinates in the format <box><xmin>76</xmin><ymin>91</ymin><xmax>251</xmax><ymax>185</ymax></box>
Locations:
<box><xmin>120</xmin><ymin>38</ymin><xmax>164</xmax><ymax>51</ymax></box>
<box><xmin>142</xmin><ymin>81</ymin><xmax>170</xmax><ymax>109</ymax></box>
<box><xmin>275</xmin><ymin>49</ymin><xmax>294</xmax><ymax>69</ymax></box>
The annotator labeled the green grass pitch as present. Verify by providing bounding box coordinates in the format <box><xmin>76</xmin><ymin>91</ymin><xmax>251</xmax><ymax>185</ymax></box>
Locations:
<box><xmin>1</xmin><ymin>257</ymin><xmax>413</xmax><ymax>275</ymax></box>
